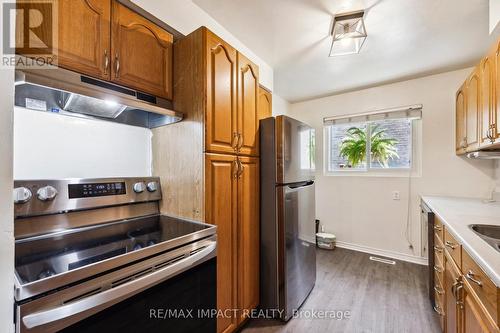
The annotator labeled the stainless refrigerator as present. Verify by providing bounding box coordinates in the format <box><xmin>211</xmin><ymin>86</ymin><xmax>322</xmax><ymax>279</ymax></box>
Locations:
<box><xmin>260</xmin><ymin>115</ymin><xmax>316</xmax><ymax>321</ymax></box>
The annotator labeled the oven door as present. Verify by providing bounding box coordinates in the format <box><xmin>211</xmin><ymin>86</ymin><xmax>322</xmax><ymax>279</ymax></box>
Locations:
<box><xmin>17</xmin><ymin>238</ymin><xmax>216</xmax><ymax>333</ymax></box>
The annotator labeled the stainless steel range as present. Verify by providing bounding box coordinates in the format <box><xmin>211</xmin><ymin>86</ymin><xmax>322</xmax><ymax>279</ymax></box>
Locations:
<box><xmin>13</xmin><ymin>177</ymin><xmax>217</xmax><ymax>333</ymax></box>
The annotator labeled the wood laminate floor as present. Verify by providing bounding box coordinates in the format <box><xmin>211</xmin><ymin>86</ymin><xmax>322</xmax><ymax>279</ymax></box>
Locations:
<box><xmin>241</xmin><ymin>248</ymin><xmax>441</xmax><ymax>333</ymax></box>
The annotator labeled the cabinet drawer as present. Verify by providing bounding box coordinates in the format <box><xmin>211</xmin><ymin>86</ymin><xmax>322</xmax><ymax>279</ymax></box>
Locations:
<box><xmin>433</xmin><ymin>295</ymin><xmax>446</xmax><ymax>330</ymax></box>
<box><xmin>434</xmin><ymin>284</ymin><xmax>445</xmax><ymax>304</ymax></box>
<box><xmin>462</xmin><ymin>249</ymin><xmax>499</xmax><ymax>325</ymax></box>
<box><xmin>434</xmin><ymin>217</ymin><xmax>445</xmax><ymax>244</ymax></box>
<box><xmin>444</xmin><ymin>229</ymin><xmax>462</xmax><ymax>269</ymax></box>
<box><xmin>434</xmin><ymin>237</ymin><xmax>445</xmax><ymax>266</ymax></box>
<box><xmin>433</xmin><ymin>255</ymin><xmax>445</xmax><ymax>287</ymax></box>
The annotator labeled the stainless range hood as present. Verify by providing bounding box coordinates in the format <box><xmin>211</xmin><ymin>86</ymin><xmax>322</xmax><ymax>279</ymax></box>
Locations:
<box><xmin>466</xmin><ymin>151</ymin><xmax>500</xmax><ymax>159</ymax></box>
<box><xmin>15</xmin><ymin>66</ymin><xmax>183</xmax><ymax>128</ymax></box>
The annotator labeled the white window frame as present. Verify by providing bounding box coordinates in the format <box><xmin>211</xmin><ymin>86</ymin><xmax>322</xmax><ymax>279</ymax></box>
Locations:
<box><xmin>324</xmin><ymin>118</ymin><xmax>422</xmax><ymax>178</ymax></box>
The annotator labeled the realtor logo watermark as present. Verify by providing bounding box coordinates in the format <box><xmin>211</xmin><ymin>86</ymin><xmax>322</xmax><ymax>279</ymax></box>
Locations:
<box><xmin>2</xmin><ymin>0</ymin><xmax>58</xmax><ymax>69</ymax></box>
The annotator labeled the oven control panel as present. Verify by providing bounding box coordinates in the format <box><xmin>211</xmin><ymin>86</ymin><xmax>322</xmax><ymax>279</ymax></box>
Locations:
<box><xmin>14</xmin><ymin>177</ymin><xmax>162</xmax><ymax>217</ymax></box>
<box><xmin>68</xmin><ymin>182</ymin><xmax>127</xmax><ymax>198</ymax></box>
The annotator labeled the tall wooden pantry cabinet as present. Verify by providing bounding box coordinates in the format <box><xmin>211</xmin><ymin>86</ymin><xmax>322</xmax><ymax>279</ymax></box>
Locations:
<box><xmin>152</xmin><ymin>27</ymin><xmax>270</xmax><ymax>333</ymax></box>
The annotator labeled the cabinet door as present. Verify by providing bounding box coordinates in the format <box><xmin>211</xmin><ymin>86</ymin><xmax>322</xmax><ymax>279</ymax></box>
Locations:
<box><xmin>456</xmin><ymin>84</ymin><xmax>467</xmax><ymax>154</ymax></box>
<box><xmin>17</xmin><ymin>0</ymin><xmax>111</xmax><ymax>80</ymax></box>
<box><xmin>480</xmin><ymin>56</ymin><xmax>494</xmax><ymax>147</ymax></box>
<box><xmin>205</xmin><ymin>31</ymin><xmax>238</xmax><ymax>155</ymax></box>
<box><xmin>205</xmin><ymin>154</ymin><xmax>238</xmax><ymax>333</ymax></box>
<box><xmin>237</xmin><ymin>156</ymin><xmax>260</xmax><ymax>323</ymax></box>
<box><xmin>466</xmin><ymin>68</ymin><xmax>481</xmax><ymax>152</ymax></box>
<box><xmin>463</xmin><ymin>283</ymin><xmax>491</xmax><ymax>333</ymax></box>
<box><xmin>494</xmin><ymin>41</ymin><xmax>500</xmax><ymax>142</ymax></box>
<box><xmin>237</xmin><ymin>53</ymin><xmax>260</xmax><ymax>157</ymax></box>
<box><xmin>111</xmin><ymin>2</ymin><xmax>173</xmax><ymax>98</ymax></box>
<box><xmin>258</xmin><ymin>86</ymin><xmax>272</xmax><ymax>120</ymax></box>
<box><xmin>444</xmin><ymin>256</ymin><xmax>461</xmax><ymax>333</ymax></box>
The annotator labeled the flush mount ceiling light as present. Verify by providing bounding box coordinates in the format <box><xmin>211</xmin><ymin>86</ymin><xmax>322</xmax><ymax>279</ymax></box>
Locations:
<box><xmin>329</xmin><ymin>10</ymin><xmax>367</xmax><ymax>57</ymax></box>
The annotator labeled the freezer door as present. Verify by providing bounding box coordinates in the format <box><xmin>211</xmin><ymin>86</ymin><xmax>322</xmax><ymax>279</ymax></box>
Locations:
<box><xmin>276</xmin><ymin>116</ymin><xmax>316</xmax><ymax>184</ymax></box>
<box><xmin>278</xmin><ymin>181</ymin><xmax>316</xmax><ymax>320</ymax></box>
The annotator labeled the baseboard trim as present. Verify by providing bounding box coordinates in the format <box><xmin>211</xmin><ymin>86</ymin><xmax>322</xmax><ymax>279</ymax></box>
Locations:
<box><xmin>335</xmin><ymin>241</ymin><xmax>428</xmax><ymax>266</ymax></box>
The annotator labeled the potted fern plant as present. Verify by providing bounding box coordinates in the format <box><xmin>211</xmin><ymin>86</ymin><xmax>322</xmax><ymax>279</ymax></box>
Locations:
<box><xmin>339</xmin><ymin>124</ymin><xmax>399</xmax><ymax>168</ymax></box>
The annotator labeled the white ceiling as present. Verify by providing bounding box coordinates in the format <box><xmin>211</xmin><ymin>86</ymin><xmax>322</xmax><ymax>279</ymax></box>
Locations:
<box><xmin>193</xmin><ymin>0</ymin><xmax>500</xmax><ymax>103</ymax></box>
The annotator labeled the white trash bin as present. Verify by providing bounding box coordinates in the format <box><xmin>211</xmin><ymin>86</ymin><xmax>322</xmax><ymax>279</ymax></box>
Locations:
<box><xmin>316</xmin><ymin>232</ymin><xmax>336</xmax><ymax>250</ymax></box>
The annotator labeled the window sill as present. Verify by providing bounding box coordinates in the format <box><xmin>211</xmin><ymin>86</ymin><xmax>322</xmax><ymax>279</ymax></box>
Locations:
<box><xmin>324</xmin><ymin>170</ymin><xmax>421</xmax><ymax>178</ymax></box>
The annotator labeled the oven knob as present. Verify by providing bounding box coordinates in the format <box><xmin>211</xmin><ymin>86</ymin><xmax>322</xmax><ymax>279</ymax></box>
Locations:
<box><xmin>13</xmin><ymin>187</ymin><xmax>32</xmax><ymax>204</ymax></box>
<box><xmin>146</xmin><ymin>181</ymin><xmax>158</xmax><ymax>192</ymax></box>
<box><xmin>37</xmin><ymin>186</ymin><xmax>58</xmax><ymax>201</ymax></box>
<box><xmin>133</xmin><ymin>182</ymin><xmax>146</xmax><ymax>193</ymax></box>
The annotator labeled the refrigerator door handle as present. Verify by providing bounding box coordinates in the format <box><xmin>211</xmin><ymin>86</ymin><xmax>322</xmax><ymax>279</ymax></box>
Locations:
<box><xmin>287</xmin><ymin>180</ymin><xmax>314</xmax><ymax>189</ymax></box>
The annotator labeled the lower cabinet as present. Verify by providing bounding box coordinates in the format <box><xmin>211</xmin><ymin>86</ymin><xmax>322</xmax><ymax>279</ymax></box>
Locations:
<box><xmin>444</xmin><ymin>254</ymin><xmax>462</xmax><ymax>333</ymax></box>
<box><xmin>205</xmin><ymin>154</ymin><xmax>238</xmax><ymax>333</ymax></box>
<box><xmin>237</xmin><ymin>157</ymin><xmax>260</xmax><ymax>324</ymax></box>
<box><xmin>463</xmin><ymin>282</ymin><xmax>491</xmax><ymax>333</ymax></box>
<box><xmin>205</xmin><ymin>153</ymin><xmax>260</xmax><ymax>333</ymax></box>
<box><xmin>431</xmin><ymin>215</ymin><xmax>499</xmax><ymax>333</ymax></box>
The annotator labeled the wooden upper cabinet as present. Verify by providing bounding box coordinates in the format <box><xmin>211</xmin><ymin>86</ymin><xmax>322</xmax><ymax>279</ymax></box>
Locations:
<box><xmin>205</xmin><ymin>31</ymin><xmax>238</xmax><ymax>155</ymax></box>
<box><xmin>205</xmin><ymin>153</ymin><xmax>238</xmax><ymax>333</ymax></box>
<box><xmin>17</xmin><ymin>0</ymin><xmax>111</xmax><ymax>80</ymax></box>
<box><xmin>480</xmin><ymin>55</ymin><xmax>494</xmax><ymax>147</ymax></box>
<box><xmin>466</xmin><ymin>68</ymin><xmax>481</xmax><ymax>152</ymax></box>
<box><xmin>237</xmin><ymin>53</ymin><xmax>260</xmax><ymax>157</ymax></box>
<box><xmin>456</xmin><ymin>84</ymin><xmax>467</xmax><ymax>154</ymax></box>
<box><xmin>237</xmin><ymin>156</ymin><xmax>260</xmax><ymax>324</ymax></box>
<box><xmin>258</xmin><ymin>86</ymin><xmax>272</xmax><ymax>120</ymax></box>
<box><xmin>58</xmin><ymin>0</ymin><xmax>111</xmax><ymax>79</ymax></box>
<box><xmin>111</xmin><ymin>1</ymin><xmax>173</xmax><ymax>98</ymax></box>
<box><xmin>494</xmin><ymin>40</ymin><xmax>500</xmax><ymax>142</ymax></box>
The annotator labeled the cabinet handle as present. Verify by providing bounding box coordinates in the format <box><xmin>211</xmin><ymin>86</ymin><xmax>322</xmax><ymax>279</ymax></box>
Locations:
<box><xmin>434</xmin><ymin>285</ymin><xmax>444</xmax><ymax>295</ymax></box>
<box><xmin>445</xmin><ymin>240</ymin><xmax>457</xmax><ymax>250</ymax></box>
<box><xmin>465</xmin><ymin>270</ymin><xmax>483</xmax><ymax>287</ymax></box>
<box><xmin>231</xmin><ymin>132</ymin><xmax>239</xmax><ymax>150</ymax></box>
<box><xmin>451</xmin><ymin>278</ymin><xmax>460</xmax><ymax>298</ymax></box>
<box><xmin>433</xmin><ymin>225</ymin><xmax>442</xmax><ymax>232</ymax></box>
<box><xmin>455</xmin><ymin>283</ymin><xmax>464</xmax><ymax>308</ymax></box>
<box><xmin>489</xmin><ymin>126</ymin><xmax>496</xmax><ymax>143</ymax></box>
<box><xmin>115</xmin><ymin>53</ymin><xmax>120</xmax><ymax>78</ymax></box>
<box><xmin>433</xmin><ymin>265</ymin><xmax>443</xmax><ymax>273</ymax></box>
<box><xmin>232</xmin><ymin>159</ymin><xmax>238</xmax><ymax>179</ymax></box>
<box><xmin>433</xmin><ymin>245</ymin><xmax>443</xmax><ymax>253</ymax></box>
<box><xmin>237</xmin><ymin>133</ymin><xmax>243</xmax><ymax>151</ymax></box>
<box><xmin>433</xmin><ymin>305</ymin><xmax>444</xmax><ymax>316</ymax></box>
<box><xmin>461</xmin><ymin>137</ymin><xmax>467</xmax><ymax>148</ymax></box>
<box><xmin>104</xmin><ymin>50</ymin><xmax>109</xmax><ymax>75</ymax></box>
<box><xmin>237</xmin><ymin>158</ymin><xmax>243</xmax><ymax>179</ymax></box>
<box><xmin>487</xmin><ymin>127</ymin><xmax>494</xmax><ymax>143</ymax></box>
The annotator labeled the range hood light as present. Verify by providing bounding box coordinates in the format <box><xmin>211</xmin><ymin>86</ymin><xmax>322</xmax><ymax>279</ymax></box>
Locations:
<box><xmin>329</xmin><ymin>10</ymin><xmax>367</xmax><ymax>57</ymax></box>
<box><xmin>105</xmin><ymin>99</ymin><xmax>119</xmax><ymax>107</ymax></box>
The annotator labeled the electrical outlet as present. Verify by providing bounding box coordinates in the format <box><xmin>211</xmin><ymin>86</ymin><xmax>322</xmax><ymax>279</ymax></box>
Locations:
<box><xmin>392</xmin><ymin>191</ymin><xmax>400</xmax><ymax>200</ymax></box>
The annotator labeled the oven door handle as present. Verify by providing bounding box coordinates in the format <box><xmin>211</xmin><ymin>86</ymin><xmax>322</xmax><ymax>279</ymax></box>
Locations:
<box><xmin>22</xmin><ymin>241</ymin><xmax>216</xmax><ymax>330</ymax></box>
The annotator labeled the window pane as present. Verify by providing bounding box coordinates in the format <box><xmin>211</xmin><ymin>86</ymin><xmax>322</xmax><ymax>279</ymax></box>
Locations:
<box><xmin>369</xmin><ymin>119</ymin><xmax>411</xmax><ymax>169</ymax></box>
<box><xmin>329</xmin><ymin>123</ymin><xmax>367</xmax><ymax>171</ymax></box>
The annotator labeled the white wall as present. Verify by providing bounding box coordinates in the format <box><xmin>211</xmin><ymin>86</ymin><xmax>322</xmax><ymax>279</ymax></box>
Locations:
<box><xmin>272</xmin><ymin>94</ymin><xmax>291</xmax><ymax>116</ymax></box>
<box><xmin>288</xmin><ymin>68</ymin><xmax>496</xmax><ymax>263</ymax></box>
<box><xmin>131</xmin><ymin>0</ymin><xmax>273</xmax><ymax>90</ymax></box>
<box><xmin>0</xmin><ymin>0</ymin><xmax>14</xmax><ymax>329</ymax></box>
<box><xmin>491</xmin><ymin>0</ymin><xmax>500</xmax><ymax>33</ymax></box>
<box><xmin>13</xmin><ymin>108</ymin><xmax>152</xmax><ymax>179</ymax></box>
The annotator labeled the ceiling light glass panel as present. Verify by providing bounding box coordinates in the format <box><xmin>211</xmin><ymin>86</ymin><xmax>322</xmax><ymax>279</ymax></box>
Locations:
<box><xmin>329</xmin><ymin>11</ymin><xmax>367</xmax><ymax>57</ymax></box>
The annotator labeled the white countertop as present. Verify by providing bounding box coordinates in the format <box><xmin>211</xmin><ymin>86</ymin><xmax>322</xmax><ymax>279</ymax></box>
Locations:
<box><xmin>421</xmin><ymin>196</ymin><xmax>500</xmax><ymax>287</ymax></box>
